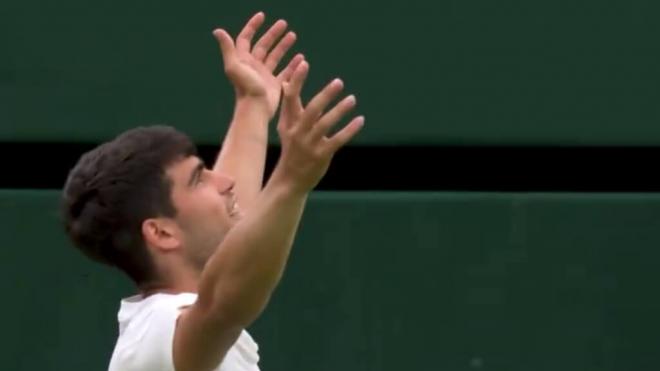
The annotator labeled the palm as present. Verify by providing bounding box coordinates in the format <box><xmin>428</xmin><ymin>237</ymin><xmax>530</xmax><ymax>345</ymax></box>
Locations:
<box><xmin>226</xmin><ymin>53</ymin><xmax>281</xmax><ymax>114</ymax></box>
<box><xmin>214</xmin><ymin>13</ymin><xmax>303</xmax><ymax>118</ymax></box>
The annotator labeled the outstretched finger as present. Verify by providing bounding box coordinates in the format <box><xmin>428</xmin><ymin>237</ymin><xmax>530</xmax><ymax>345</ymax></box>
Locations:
<box><xmin>212</xmin><ymin>29</ymin><xmax>236</xmax><ymax>68</ymax></box>
<box><xmin>325</xmin><ymin>116</ymin><xmax>365</xmax><ymax>153</ymax></box>
<box><xmin>277</xmin><ymin>53</ymin><xmax>304</xmax><ymax>82</ymax></box>
<box><xmin>252</xmin><ymin>20</ymin><xmax>288</xmax><ymax>61</ymax></box>
<box><xmin>236</xmin><ymin>12</ymin><xmax>266</xmax><ymax>53</ymax></box>
<box><xmin>301</xmin><ymin>78</ymin><xmax>344</xmax><ymax>126</ymax></box>
<box><xmin>267</xmin><ymin>31</ymin><xmax>297</xmax><ymax>72</ymax></box>
<box><xmin>311</xmin><ymin>95</ymin><xmax>357</xmax><ymax>140</ymax></box>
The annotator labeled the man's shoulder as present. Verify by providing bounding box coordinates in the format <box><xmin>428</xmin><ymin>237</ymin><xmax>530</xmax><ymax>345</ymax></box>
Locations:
<box><xmin>119</xmin><ymin>292</ymin><xmax>197</xmax><ymax>316</ymax></box>
<box><xmin>109</xmin><ymin>292</ymin><xmax>260</xmax><ymax>371</ymax></box>
<box><xmin>116</xmin><ymin>293</ymin><xmax>197</xmax><ymax>330</ymax></box>
<box><xmin>108</xmin><ymin>293</ymin><xmax>199</xmax><ymax>371</ymax></box>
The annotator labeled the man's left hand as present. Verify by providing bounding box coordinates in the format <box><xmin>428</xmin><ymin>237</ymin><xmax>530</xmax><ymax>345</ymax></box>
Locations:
<box><xmin>213</xmin><ymin>12</ymin><xmax>304</xmax><ymax>118</ymax></box>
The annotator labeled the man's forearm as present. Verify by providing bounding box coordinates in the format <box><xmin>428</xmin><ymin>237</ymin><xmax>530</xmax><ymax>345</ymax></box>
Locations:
<box><xmin>196</xmin><ymin>171</ymin><xmax>307</xmax><ymax>326</ymax></box>
<box><xmin>213</xmin><ymin>98</ymin><xmax>271</xmax><ymax>212</ymax></box>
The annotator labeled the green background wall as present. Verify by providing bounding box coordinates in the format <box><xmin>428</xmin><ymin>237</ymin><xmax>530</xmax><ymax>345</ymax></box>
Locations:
<box><xmin>2</xmin><ymin>0</ymin><xmax>659</xmax><ymax>145</ymax></box>
<box><xmin>2</xmin><ymin>0</ymin><xmax>660</xmax><ymax>369</ymax></box>
<box><xmin>1</xmin><ymin>191</ymin><xmax>658</xmax><ymax>370</ymax></box>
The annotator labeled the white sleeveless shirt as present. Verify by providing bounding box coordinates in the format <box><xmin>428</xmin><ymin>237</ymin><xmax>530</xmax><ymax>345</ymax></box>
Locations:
<box><xmin>108</xmin><ymin>292</ymin><xmax>260</xmax><ymax>371</ymax></box>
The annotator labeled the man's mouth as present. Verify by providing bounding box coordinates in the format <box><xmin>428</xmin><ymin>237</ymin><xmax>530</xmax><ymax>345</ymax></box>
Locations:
<box><xmin>228</xmin><ymin>195</ymin><xmax>240</xmax><ymax>216</ymax></box>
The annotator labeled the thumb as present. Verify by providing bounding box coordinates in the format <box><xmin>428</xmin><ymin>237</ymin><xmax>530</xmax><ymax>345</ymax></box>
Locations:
<box><xmin>281</xmin><ymin>82</ymin><xmax>294</xmax><ymax>118</ymax></box>
<box><xmin>282</xmin><ymin>82</ymin><xmax>293</xmax><ymax>98</ymax></box>
<box><xmin>278</xmin><ymin>81</ymin><xmax>301</xmax><ymax>131</ymax></box>
<box><xmin>212</xmin><ymin>29</ymin><xmax>235</xmax><ymax>67</ymax></box>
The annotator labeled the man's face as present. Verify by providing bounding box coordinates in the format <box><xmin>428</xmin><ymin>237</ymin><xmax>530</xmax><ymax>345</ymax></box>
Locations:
<box><xmin>166</xmin><ymin>155</ymin><xmax>241</xmax><ymax>270</ymax></box>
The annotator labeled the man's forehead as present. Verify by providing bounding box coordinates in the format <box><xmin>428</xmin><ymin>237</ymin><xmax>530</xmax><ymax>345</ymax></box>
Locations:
<box><xmin>167</xmin><ymin>156</ymin><xmax>201</xmax><ymax>180</ymax></box>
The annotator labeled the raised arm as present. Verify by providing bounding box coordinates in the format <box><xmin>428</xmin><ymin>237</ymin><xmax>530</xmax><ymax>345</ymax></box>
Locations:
<box><xmin>172</xmin><ymin>61</ymin><xmax>364</xmax><ymax>371</ymax></box>
<box><xmin>212</xmin><ymin>12</ymin><xmax>303</xmax><ymax>212</ymax></box>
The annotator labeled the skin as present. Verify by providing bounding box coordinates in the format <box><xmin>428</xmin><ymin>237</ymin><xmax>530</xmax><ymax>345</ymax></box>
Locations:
<box><xmin>212</xmin><ymin>12</ymin><xmax>304</xmax><ymax>213</ymax></box>
<box><xmin>140</xmin><ymin>11</ymin><xmax>300</xmax><ymax>295</ymax></box>
<box><xmin>138</xmin><ymin>11</ymin><xmax>364</xmax><ymax>371</ymax></box>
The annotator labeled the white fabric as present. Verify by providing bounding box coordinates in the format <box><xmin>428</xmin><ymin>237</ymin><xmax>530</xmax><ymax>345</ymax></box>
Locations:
<box><xmin>107</xmin><ymin>292</ymin><xmax>260</xmax><ymax>371</ymax></box>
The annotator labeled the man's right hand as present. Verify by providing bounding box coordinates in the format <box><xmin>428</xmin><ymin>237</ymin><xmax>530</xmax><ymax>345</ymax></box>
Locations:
<box><xmin>271</xmin><ymin>61</ymin><xmax>365</xmax><ymax>195</ymax></box>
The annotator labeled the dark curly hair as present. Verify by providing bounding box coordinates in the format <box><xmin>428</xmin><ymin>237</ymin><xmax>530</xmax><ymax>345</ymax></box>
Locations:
<box><xmin>61</xmin><ymin>125</ymin><xmax>197</xmax><ymax>285</ymax></box>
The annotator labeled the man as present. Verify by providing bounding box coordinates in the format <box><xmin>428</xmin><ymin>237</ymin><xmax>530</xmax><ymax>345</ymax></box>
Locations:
<box><xmin>61</xmin><ymin>11</ymin><xmax>364</xmax><ymax>371</ymax></box>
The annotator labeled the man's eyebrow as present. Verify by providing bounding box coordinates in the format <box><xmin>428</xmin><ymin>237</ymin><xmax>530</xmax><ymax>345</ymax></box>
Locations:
<box><xmin>187</xmin><ymin>160</ymin><xmax>205</xmax><ymax>187</ymax></box>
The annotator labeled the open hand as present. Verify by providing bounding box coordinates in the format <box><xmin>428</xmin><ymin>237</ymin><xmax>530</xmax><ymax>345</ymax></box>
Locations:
<box><xmin>213</xmin><ymin>12</ymin><xmax>304</xmax><ymax>118</ymax></box>
<box><xmin>275</xmin><ymin>61</ymin><xmax>365</xmax><ymax>194</ymax></box>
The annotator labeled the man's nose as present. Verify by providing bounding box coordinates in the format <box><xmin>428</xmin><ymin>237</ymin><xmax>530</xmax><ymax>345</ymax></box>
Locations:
<box><xmin>212</xmin><ymin>172</ymin><xmax>235</xmax><ymax>193</ymax></box>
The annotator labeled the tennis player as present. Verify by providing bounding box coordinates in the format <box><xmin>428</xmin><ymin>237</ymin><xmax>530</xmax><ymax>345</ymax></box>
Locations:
<box><xmin>61</xmin><ymin>11</ymin><xmax>363</xmax><ymax>371</ymax></box>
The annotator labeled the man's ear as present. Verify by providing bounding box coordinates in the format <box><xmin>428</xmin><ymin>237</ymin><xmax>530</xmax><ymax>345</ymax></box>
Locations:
<box><xmin>142</xmin><ymin>218</ymin><xmax>181</xmax><ymax>252</ymax></box>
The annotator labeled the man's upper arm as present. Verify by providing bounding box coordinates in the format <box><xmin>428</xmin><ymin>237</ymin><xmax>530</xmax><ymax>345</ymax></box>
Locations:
<box><xmin>173</xmin><ymin>301</ymin><xmax>243</xmax><ymax>371</ymax></box>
